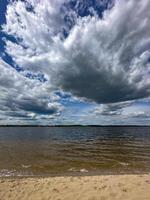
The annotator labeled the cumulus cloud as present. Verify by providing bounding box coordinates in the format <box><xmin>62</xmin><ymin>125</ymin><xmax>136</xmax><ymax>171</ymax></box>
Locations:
<box><xmin>91</xmin><ymin>101</ymin><xmax>150</xmax><ymax>125</ymax></box>
<box><xmin>1</xmin><ymin>0</ymin><xmax>150</xmax><ymax>105</ymax></box>
<box><xmin>56</xmin><ymin>0</ymin><xmax>150</xmax><ymax>103</ymax></box>
<box><xmin>0</xmin><ymin>0</ymin><xmax>150</xmax><ymax>124</ymax></box>
<box><xmin>0</xmin><ymin>59</ymin><xmax>63</xmax><ymax>122</ymax></box>
<box><xmin>93</xmin><ymin>101</ymin><xmax>133</xmax><ymax>116</ymax></box>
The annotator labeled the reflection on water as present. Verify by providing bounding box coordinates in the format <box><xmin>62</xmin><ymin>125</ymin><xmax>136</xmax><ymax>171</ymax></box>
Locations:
<box><xmin>0</xmin><ymin>127</ymin><xmax>150</xmax><ymax>176</ymax></box>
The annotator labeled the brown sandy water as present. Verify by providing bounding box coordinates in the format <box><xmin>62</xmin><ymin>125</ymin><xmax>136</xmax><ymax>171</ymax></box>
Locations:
<box><xmin>0</xmin><ymin>126</ymin><xmax>150</xmax><ymax>177</ymax></box>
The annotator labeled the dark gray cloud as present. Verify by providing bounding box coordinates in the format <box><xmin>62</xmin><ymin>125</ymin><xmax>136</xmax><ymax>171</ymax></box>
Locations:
<box><xmin>17</xmin><ymin>98</ymin><xmax>60</xmax><ymax>115</ymax></box>
<box><xmin>2</xmin><ymin>0</ymin><xmax>150</xmax><ymax>104</ymax></box>
<box><xmin>54</xmin><ymin>0</ymin><xmax>150</xmax><ymax>103</ymax></box>
<box><xmin>0</xmin><ymin>60</ymin><xmax>63</xmax><ymax>121</ymax></box>
<box><xmin>0</xmin><ymin>0</ymin><xmax>150</xmax><ymax>124</ymax></box>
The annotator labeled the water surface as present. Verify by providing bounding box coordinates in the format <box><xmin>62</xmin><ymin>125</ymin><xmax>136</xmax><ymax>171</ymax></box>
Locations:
<box><xmin>0</xmin><ymin>126</ymin><xmax>150</xmax><ymax>176</ymax></box>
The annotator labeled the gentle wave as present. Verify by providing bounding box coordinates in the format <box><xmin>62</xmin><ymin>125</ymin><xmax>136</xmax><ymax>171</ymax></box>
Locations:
<box><xmin>0</xmin><ymin>127</ymin><xmax>150</xmax><ymax>176</ymax></box>
<box><xmin>68</xmin><ymin>168</ymin><xmax>88</xmax><ymax>173</ymax></box>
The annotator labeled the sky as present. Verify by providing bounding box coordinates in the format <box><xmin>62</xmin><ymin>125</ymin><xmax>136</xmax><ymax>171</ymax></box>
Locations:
<box><xmin>0</xmin><ymin>0</ymin><xmax>150</xmax><ymax>125</ymax></box>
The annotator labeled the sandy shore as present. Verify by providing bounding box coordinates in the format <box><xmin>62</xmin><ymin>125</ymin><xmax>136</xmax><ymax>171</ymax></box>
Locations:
<box><xmin>0</xmin><ymin>174</ymin><xmax>150</xmax><ymax>200</ymax></box>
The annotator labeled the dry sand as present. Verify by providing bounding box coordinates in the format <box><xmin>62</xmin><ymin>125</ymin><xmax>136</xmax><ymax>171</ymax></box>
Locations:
<box><xmin>0</xmin><ymin>174</ymin><xmax>150</xmax><ymax>200</ymax></box>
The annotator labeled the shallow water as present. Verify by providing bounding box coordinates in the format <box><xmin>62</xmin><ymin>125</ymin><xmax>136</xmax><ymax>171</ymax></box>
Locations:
<box><xmin>0</xmin><ymin>126</ymin><xmax>150</xmax><ymax>177</ymax></box>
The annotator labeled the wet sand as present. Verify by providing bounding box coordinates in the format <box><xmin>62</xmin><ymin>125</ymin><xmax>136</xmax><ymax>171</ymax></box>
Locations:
<box><xmin>0</xmin><ymin>174</ymin><xmax>150</xmax><ymax>200</ymax></box>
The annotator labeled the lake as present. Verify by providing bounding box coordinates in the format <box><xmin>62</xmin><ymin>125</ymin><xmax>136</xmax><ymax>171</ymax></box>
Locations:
<box><xmin>0</xmin><ymin>126</ymin><xmax>150</xmax><ymax>177</ymax></box>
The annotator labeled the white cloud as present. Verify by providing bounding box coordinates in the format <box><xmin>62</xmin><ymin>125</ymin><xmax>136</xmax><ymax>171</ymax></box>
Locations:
<box><xmin>0</xmin><ymin>59</ymin><xmax>63</xmax><ymax>122</ymax></box>
<box><xmin>91</xmin><ymin>101</ymin><xmax>150</xmax><ymax>125</ymax></box>
<box><xmin>2</xmin><ymin>0</ymin><xmax>150</xmax><ymax>104</ymax></box>
<box><xmin>122</xmin><ymin>103</ymin><xmax>150</xmax><ymax>119</ymax></box>
<box><xmin>57</xmin><ymin>0</ymin><xmax>150</xmax><ymax>103</ymax></box>
<box><xmin>1</xmin><ymin>0</ymin><xmax>150</xmax><ymax>124</ymax></box>
<box><xmin>93</xmin><ymin>101</ymin><xmax>133</xmax><ymax>116</ymax></box>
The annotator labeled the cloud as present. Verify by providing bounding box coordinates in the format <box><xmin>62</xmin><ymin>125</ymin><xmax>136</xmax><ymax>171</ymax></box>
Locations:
<box><xmin>127</xmin><ymin>111</ymin><xmax>150</xmax><ymax>118</ymax></box>
<box><xmin>0</xmin><ymin>59</ymin><xmax>63</xmax><ymax>122</ymax></box>
<box><xmin>93</xmin><ymin>101</ymin><xmax>133</xmax><ymax>116</ymax></box>
<box><xmin>91</xmin><ymin>101</ymin><xmax>150</xmax><ymax>124</ymax></box>
<box><xmin>0</xmin><ymin>0</ymin><xmax>150</xmax><ymax>124</ymax></box>
<box><xmin>56</xmin><ymin>0</ymin><xmax>150</xmax><ymax>103</ymax></box>
<box><xmin>122</xmin><ymin>103</ymin><xmax>150</xmax><ymax>119</ymax></box>
<box><xmin>2</xmin><ymin>0</ymin><xmax>150</xmax><ymax>105</ymax></box>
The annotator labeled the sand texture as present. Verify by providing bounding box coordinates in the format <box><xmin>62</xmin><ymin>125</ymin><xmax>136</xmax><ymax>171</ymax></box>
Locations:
<box><xmin>0</xmin><ymin>174</ymin><xmax>150</xmax><ymax>200</ymax></box>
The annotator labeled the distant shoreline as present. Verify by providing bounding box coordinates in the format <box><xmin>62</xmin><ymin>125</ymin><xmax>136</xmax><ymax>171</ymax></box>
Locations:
<box><xmin>0</xmin><ymin>125</ymin><xmax>150</xmax><ymax>127</ymax></box>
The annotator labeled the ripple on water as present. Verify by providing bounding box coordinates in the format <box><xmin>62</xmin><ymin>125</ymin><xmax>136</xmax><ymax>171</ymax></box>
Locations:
<box><xmin>0</xmin><ymin>126</ymin><xmax>149</xmax><ymax>176</ymax></box>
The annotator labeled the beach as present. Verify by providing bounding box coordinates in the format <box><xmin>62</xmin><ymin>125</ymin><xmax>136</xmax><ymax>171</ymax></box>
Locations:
<box><xmin>0</xmin><ymin>127</ymin><xmax>150</xmax><ymax>199</ymax></box>
<box><xmin>0</xmin><ymin>174</ymin><xmax>150</xmax><ymax>200</ymax></box>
